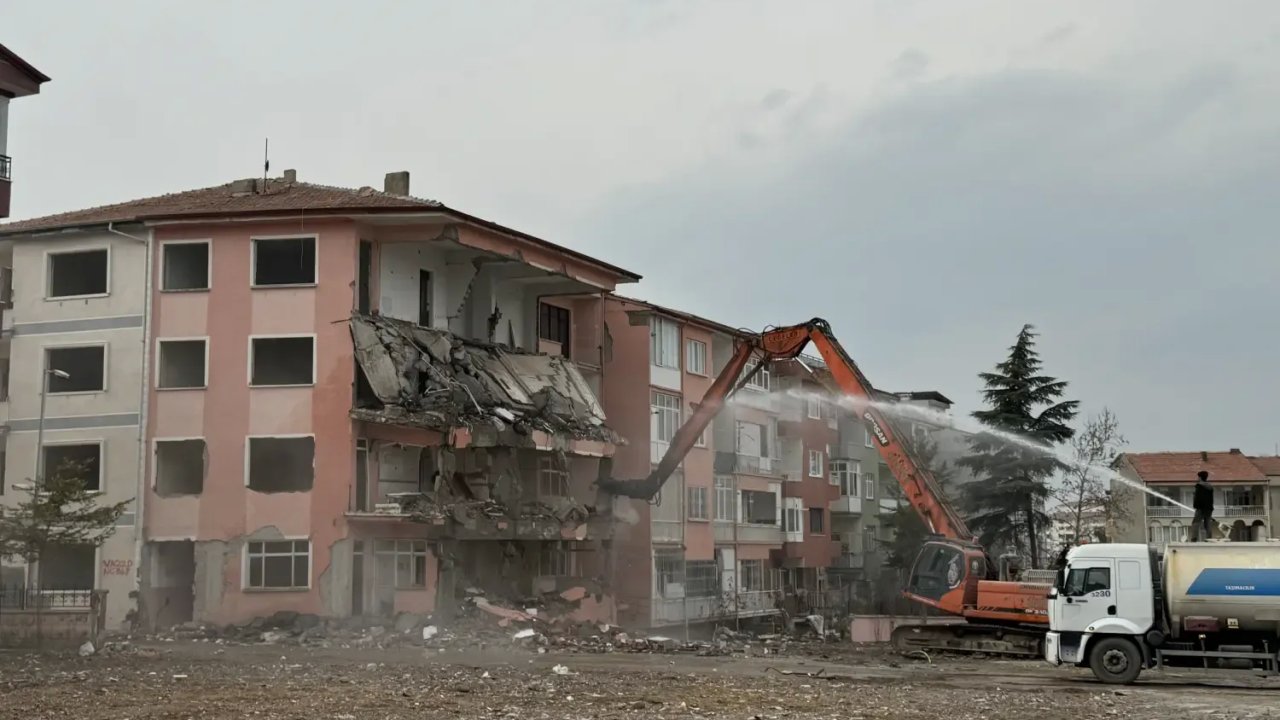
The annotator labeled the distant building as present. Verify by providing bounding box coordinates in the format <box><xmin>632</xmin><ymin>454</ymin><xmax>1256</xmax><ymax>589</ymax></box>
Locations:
<box><xmin>0</xmin><ymin>42</ymin><xmax>51</xmax><ymax>218</ymax></box>
<box><xmin>1112</xmin><ymin>449</ymin><xmax>1275</xmax><ymax>549</ymax></box>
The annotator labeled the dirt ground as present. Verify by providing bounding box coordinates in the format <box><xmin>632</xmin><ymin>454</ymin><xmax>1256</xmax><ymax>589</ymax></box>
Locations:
<box><xmin>2</xmin><ymin>640</ymin><xmax>1277</xmax><ymax>719</ymax></box>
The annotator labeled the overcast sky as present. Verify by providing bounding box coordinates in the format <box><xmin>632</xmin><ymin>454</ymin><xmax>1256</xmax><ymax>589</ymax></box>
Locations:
<box><xmin>6</xmin><ymin>1</ymin><xmax>1279</xmax><ymax>455</ymax></box>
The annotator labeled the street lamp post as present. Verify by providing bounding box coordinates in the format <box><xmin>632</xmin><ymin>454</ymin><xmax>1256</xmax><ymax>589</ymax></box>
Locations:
<box><xmin>34</xmin><ymin>368</ymin><xmax>70</xmax><ymax>486</ymax></box>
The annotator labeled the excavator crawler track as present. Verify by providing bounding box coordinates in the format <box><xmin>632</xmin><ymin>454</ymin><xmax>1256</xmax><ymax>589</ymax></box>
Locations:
<box><xmin>891</xmin><ymin>622</ymin><xmax>1043</xmax><ymax>657</ymax></box>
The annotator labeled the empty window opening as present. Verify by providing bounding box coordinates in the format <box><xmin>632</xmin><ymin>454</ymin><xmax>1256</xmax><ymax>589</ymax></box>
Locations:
<box><xmin>161</xmin><ymin>242</ymin><xmax>210</xmax><ymax>291</ymax></box>
<box><xmin>537</xmin><ymin>456</ymin><xmax>570</xmax><ymax>498</ymax></box>
<box><xmin>248</xmin><ymin>436</ymin><xmax>314</xmax><ymax>493</ymax></box>
<box><xmin>41</xmin><ymin>543</ymin><xmax>96</xmax><ymax>590</ymax></box>
<box><xmin>538</xmin><ymin>303</ymin><xmax>570</xmax><ymax>356</ymax></box>
<box><xmin>155</xmin><ymin>439</ymin><xmax>206</xmax><ymax>496</ymax></box>
<box><xmin>157</xmin><ymin>340</ymin><xmax>207</xmax><ymax>389</ymax></box>
<box><xmin>539</xmin><ymin>542</ymin><xmax>577</xmax><ymax>577</ymax></box>
<box><xmin>374</xmin><ymin>539</ymin><xmax>428</xmax><ymax>589</ymax></box>
<box><xmin>46</xmin><ymin>345</ymin><xmax>106</xmax><ymax>393</ymax></box>
<box><xmin>251</xmin><ymin>336</ymin><xmax>314</xmax><ymax>386</ymax></box>
<box><xmin>253</xmin><ymin>237</ymin><xmax>316</xmax><ymax>286</ymax></box>
<box><xmin>150</xmin><ymin>540</ymin><xmax>196</xmax><ymax>625</ymax></box>
<box><xmin>43</xmin><ymin>443</ymin><xmax>102</xmax><ymax>491</ymax></box>
<box><xmin>246</xmin><ymin>540</ymin><xmax>310</xmax><ymax>589</ymax></box>
<box><xmin>0</xmin><ymin>358</ymin><xmax>9</xmax><ymax>401</ymax></box>
<box><xmin>357</xmin><ymin>240</ymin><xmax>373</xmax><ymax>314</ymax></box>
<box><xmin>418</xmin><ymin>270</ymin><xmax>433</xmax><ymax>327</ymax></box>
<box><xmin>48</xmin><ymin>249</ymin><xmax>108</xmax><ymax>298</ymax></box>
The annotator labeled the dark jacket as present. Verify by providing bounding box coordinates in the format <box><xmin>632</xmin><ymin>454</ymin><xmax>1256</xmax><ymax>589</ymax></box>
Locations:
<box><xmin>1193</xmin><ymin>480</ymin><xmax>1214</xmax><ymax>512</ymax></box>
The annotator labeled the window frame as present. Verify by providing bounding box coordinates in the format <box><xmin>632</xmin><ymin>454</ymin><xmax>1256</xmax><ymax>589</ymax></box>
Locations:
<box><xmin>685</xmin><ymin>339</ymin><xmax>707</xmax><ymax>376</ymax></box>
<box><xmin>864</xmin><ymin>472</ymin><xmax>876</xmax><ymax>500</ymax></box>
<box><xmin>158</xmin><ymin>239</ymin><xmax>212</xmax><ymax>293</ymax></box>
<box><xmin>43</xmin><ymin>343</ymin><xmax>108</xmax><ymax>394</ymax></box>
<box><xmin>831</xmin><ymin>459</ymin><xmax>860</xmax><ymax>496</ymax></box>
<box><xmin>537</xmin><ymin>456</ymin><xmax>571</xmax><ymax>498</ymax></box>
<box><xmin>714</xmin><ymin>476</ymin><xmax>736</xmax><ymax>521</ymax></box>
<box><xmin>807</xmin><ymin>449</ymin><xmax>824</xmax><ymax>478</ymax></box>
<box><xmin>650</xmin><ymin>316</ymin><xmax>680</xmax><ymax>369</ymax></box>
<box><xmin>250</xmin><ymin>234</ymin><xmax>319</xmax><ymax>288</ymax></box>
<box><xmin>373</xmin><ymin>539</ymin><xmax>429</xmax><ymax>589</ymax></box>
<box><xmin>651</xmin><ymin>390</ymin><xmax>682</xmax><ymax>445</ymax></box>
<box><xmin>1063</xmin><ymin>565</ymin><xmax>1112</xmax><ymax>597</ymax></box>
<box><xmin>806</xmin><ymin>396</ymin><xmax>822</xmax><ymax>419</ymax></box>
<box><xmin>243</xmin><ymin>434</ymin><xmax>316</xmax><ymax>491</ymax></box>
<box><xmin>248</xmin><ymin>334</ymin><xmax>317</xmax><ymax>387</ymax></box>
<box><xmin>41</xmin><ymin>440</ymin><xmax>105</xmax><ymax>493</ymax></box>
<box><xmin>155</xmin><ymin>337</ymin><xmax>210</xmax><ymax>390</ymax></box>
<box><xmin>538</xmin><ymin>302</ymin><xmax>571</xmax><ymax>355</ymax></box>
<box><xmin>151</xmin><ymin>436</ymin><xmax>207</xmax><ymax>496</ymax></box>
<box><xmin>244</xmin><ymin>538</ymin><xmax>311</xmax><ymax>591</ymax></box>
<box><xmin>864</xmin><ymin>424</ymin><xmax>874</xmax><ymax>448</ymax></box>
<box><xmin>686</xmin><ymin>485</ymin><xmax>709</xmax><ymax>521</ymax></box>
<box><xmin>45</xmin><ymin>246</ymin><xmax>111</xmax><ymax>300</ymax></box>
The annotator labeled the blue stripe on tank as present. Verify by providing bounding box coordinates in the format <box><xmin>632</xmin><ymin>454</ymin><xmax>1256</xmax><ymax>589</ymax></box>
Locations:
<box><xmin>1186</xmin><ymin>568</ymin><xmax>1280</xmax><ymax>596</ymax></box>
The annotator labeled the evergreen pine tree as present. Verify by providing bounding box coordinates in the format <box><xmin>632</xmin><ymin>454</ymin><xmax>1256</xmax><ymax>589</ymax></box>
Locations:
<box><xmin>959</xmin><ymin>325</ymin><xmax>1078</xmax><ymax>567</ymax></box>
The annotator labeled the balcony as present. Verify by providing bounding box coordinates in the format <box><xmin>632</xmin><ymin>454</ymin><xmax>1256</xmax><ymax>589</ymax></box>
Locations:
<box><xmin>736</xmin><ymin>523</ymin><xmax>783</xmax><ymax>544</ymax></box>
<box><xmin>715</xmin><ymin>451</ymin><xmax>782</xmax><ymax>478</ymax></box>
<box><xmin>831</xmin><ymin>496</ymin><xmax>863</xmax><ymax>514</ymax></box>
<box><xmin>1146</xmin><ymin>505</ymin><xmax>1189</xmax><ymax>518</ymax></box>
<box><xmin>832</xmin><ymin>554</ymin><xmax>865</xmax><ymax>569</ymax></box>
<box><xmin>1147</xmin><ymin>504</ymin><xmax>1267</xmax><ymax>519</ymax></box>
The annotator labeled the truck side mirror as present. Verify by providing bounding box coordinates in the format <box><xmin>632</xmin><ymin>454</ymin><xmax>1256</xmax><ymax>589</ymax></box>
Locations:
<box><xmin>1047</xmin><ymin>587</ymin><xmax>1059</xmax><ymax>599</ymax></box>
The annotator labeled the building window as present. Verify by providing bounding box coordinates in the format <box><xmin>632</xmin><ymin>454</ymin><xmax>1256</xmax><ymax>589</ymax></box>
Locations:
<box><xmin>250</xmin><ymin>336</ymin><xmax>315</xmax><ymax>386</ymax></box>
<box><xmin>864</xmin><ymin>472</ymin><xmax>876</xmax><ymax>500</ymax></box>
<box><xmin>252</xmin><ymin>237</ymin><xmax>316</xmax><ymax>286</ymax></box>
<box><xmin>154</xmin><ymin>439</ymin><xmax>206</xmax><ymax>496</ymax></box>
<box><xmin>45</xmin><ymin>345</ymin><xmax>106</xmax><ymax>393</ymax></box>
<box><xmin>783</xmin><ymin>502</ymin><xmax>802</xmax><ymax>535</ymax></box>
<box><xmin>246</xmin><ymin>540</ymin><xmax>310</xmax><ymax>590</ymax></box>
<box><xmin>807</xmin><ymin>397</ymin><xmax>822</xmax><ymax>419</ymax></box>
<box><xmin>809</xmin><ymin>507</ymin><xmax>825</xmax><ymax>534</ymax></box>
<box><xmin>538</xmin><ymin>303</ymin><xmax>571</xmax><ymax>357</ymax></box>
<box><xmin>862</xmin><ymin>525</ymin><xmax>877</xmax><ymax>554</ymax></box>
<box><xmin>686</xmin><ymin>339</ymin><xmax>707</xmax><ymax>375</ymax></box>
<box><xmin>686</xmin><ymin>486</ymin><xmax>708</xmax><ymax>520</ymax></box>
<box><xmin>650</xmin><ymin>316</ymin><xmax>679</xmax><ymax>368</ymax></box>
<box><xmin>743</xmin><ymin>366</ymin><xmax>770</xmax><ymax>392</ymax></box>
<box><xmin>808</xmin><ymin>449</ymin><xmax>824</xmax><ymax>478</ymax></box>
<box><xmin>40</xmin><ymin>543</ymin><xmax>96</xmax><ymax>590</ymax></box>
<box><xmin>247</xmin><ymin>436</ymin><xmax>314</xmax><ymax>493</ymax></box>
<box><xmin>685</xmin><ymin>560</ymin><xmax>717</xmax><ymax>598</ymax></box>
<box><xmin>651</xmin><ymin>391</ymin><xmax>681</xmax><ymax>444</ymax></box>
<box><xmin>690</xmin><ymin>403</ymin><xmax>707</xmax><ymax>447</ymax></box>
<box><xmin>864</xmin><ymin>424</ymin><xmax>874</xmax><ymax>448</ymax></box>
<box><xmin>157</xmin><ymin>339</ymin><xmax>208</xmax><ymax>389</ymax></box>
<box><xmin>735</xmin><ymin>420</ymin><xmax>772</xmax><ymax>459</ymax></box>
<box><xmin>831</xmin><ymin>459</ymin><xmax>859</xmax><ymax>496</ymax></box>
<box><xmin>739</xmin><ymin>559</ymin><xmax>780</xmax><ymax>592</ymax></box>
<box><xmin>374</xmin><ymin>539</ymin><xmax>428</xmax><ymax>589</ymax></box>
<box><xmin>47</xmin><ymin>248</ymin><xmax>109</xmax><ymax>298</ymax></box>
<box><xmin>540</xmin><ymin>542</ymin><xmax>576</xmax><ymax>577</ymax></box>
<box><xmin>654</xmin><ymin>548</ymin><xmax>683</xmax><ymax>598</ymax></box>
<box><xmin>161</xmin><ymin>241</ymin><xmax>210</xmax><ymax>291</ymax></box>
<box><xmin>43</xmin><ymin>443</ymin><xmax>102</xmax><ymax>491</ymax></box>
<box><xmin>714</xmin><ymin>476</ymin><xmax>736</xmax><ymax>521</ymax></box>
<box><xmin>742</xmin><ymin>489</ymin><xmax>777</xmax><ymax>525</ymax></box>
<box><xmin>537</xmin><ymin>456</ymin><xmax>570</xmax><ymax>498</ymax></box>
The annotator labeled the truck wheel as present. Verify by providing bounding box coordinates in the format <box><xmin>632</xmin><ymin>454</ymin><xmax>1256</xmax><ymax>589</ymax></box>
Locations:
<box><xmin>1089</xmin><ymin>637</ymin><xmax>1142</xmax><ymax>685</ymax></box>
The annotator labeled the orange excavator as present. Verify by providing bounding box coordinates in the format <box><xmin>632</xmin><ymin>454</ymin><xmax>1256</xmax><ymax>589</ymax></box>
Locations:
<box><xmin>598</xmin><ymin>318</ymin><xmax>1051</xmax><ymax>656</ymax></box>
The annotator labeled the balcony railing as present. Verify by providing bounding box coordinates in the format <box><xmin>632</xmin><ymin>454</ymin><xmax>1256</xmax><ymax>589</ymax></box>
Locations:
<box><xmin>0</xmin><ymin>155</ymin><xmax>10</xmax><ymax>182</ymax></box>
<box><xmin>832</xmin><ymin>554</ymin><xmax>865</xmax><ymax>569</ymax></box>
<box><xmin>1147</xmin><ymin>504</ymin><xmax>1266</xmax><ymax>519</ymax></box>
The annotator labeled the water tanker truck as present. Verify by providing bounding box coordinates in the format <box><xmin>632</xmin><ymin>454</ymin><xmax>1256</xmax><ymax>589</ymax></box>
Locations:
<box><xmin>1044</xmin><ymin>540</ymin><xmax>1280</xmax><ymax>684</ymax></box>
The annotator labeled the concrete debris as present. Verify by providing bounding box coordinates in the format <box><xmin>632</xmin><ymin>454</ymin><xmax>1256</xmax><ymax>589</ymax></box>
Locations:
<box><xmin>551</xmin><ymin>664</ymin><xmax>571</xmax><ymax>675</ymax></box>
<box><xmin>422</xmin><ymin>625</ymin><xmax>439</xmax><ymax>641</ymax></box>
<box><xmin>349</xmin><ymin>314</ymin><xmax>620</xmax><ymax>445</ymax></box>
<box><xmin>78</xmin><ymin>642</ymin><xmax>95</xmax><ymax>657</ymax></box>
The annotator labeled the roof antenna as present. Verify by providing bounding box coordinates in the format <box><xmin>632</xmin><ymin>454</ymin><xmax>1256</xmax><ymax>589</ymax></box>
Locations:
<box><xmin>262</xmin><ymin>138</ymin><xmax>270</xmax><ymax>192</ymax></box>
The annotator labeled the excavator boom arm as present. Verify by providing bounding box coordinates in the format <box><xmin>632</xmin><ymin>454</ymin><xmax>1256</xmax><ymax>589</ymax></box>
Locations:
<box><xmin>597</xmin><ymin>318</ymin><xmax>973</xmax><ymax>543</ymax></box>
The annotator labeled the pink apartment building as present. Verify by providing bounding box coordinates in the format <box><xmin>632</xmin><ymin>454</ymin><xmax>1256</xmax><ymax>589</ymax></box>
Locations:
<box><xmin>1</xmin><ymin>171</ymin><xmax>640</xmax><ymax>628</ymax></box>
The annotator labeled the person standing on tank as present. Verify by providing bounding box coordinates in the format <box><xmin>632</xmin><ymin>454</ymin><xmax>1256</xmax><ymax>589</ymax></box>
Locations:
<box><xmin>1191</xmin><ymin>470</ymin><xmax>1214</xmax><ymax>541</ymax></box>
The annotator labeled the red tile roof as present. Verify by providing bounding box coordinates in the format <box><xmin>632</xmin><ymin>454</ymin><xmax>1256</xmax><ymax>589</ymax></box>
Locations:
<box><xmin>0</xmin><ymin>178</ymin><xmax>436</xmax><ymax>235</ymax></box>
<box><xmin>0</xmin><ymin>176</ymin><xmax>640</xmax><ymax>281</ymax></box>
<box><xmin>1121</xmin><ymin>451</ymin><xmax>1267</xmax><ymax>483</ymax></box>
<box><xmin>1249</xmin><ymin>456</ymin><xmax>1280</xmax><ymax>476</ymax></box>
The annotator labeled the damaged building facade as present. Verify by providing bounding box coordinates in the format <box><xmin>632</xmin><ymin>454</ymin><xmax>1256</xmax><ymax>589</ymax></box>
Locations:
<box><xmin>0</xmin><ymin>170</ymin><xmax>639</xmax><ymax>628</ymax></box>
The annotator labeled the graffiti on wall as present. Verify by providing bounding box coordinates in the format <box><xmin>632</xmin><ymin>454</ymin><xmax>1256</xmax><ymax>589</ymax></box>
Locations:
<box><xmin>102</xmin><ymin>559</ymin><xmax>133</xmax><ymax>577</ymax></box>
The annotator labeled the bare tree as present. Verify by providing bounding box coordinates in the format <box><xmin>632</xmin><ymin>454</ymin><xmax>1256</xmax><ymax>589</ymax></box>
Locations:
<box><xmin>1054</xmin><ymin>408</ymin><xmax>1128</xmax><ymax>548</ymax></box>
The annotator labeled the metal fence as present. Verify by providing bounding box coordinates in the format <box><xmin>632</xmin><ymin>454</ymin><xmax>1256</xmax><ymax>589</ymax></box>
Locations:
<box><xmin>0</xmin><ymin>585</ymin><xmax>96</xmax><ymax>610</ymax></box>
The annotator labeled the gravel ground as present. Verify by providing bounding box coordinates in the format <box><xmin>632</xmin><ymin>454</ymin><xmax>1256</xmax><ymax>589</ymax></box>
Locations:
<box><xmin>1</xmin><ymin>641</ymin><xmax>1276</xmax><ymax>719</ymax></box>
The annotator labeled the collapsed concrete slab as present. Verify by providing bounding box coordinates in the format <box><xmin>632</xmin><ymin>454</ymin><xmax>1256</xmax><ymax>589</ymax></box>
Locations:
<box><xmin>350</xmin><ymin>314</ymin><xmax>621</xmax><ymax>450</ymax></box>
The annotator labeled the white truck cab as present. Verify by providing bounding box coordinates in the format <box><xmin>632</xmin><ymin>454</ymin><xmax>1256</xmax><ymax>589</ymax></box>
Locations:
<box><xmin>1045</xmin><ymin>543</ymin><xmax>1156</xmax><ymax>684</ymax></box>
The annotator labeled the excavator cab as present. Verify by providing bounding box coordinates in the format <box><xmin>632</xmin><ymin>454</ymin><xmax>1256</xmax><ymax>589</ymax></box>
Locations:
<box><xmin>903</xmin><ymin>538</ymin><xmax>987</xmax><ymax>607</ymax></box>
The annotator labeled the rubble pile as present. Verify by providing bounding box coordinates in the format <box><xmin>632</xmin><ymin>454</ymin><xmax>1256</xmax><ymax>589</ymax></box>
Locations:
<box><xmin>349</xmin><ymin>314</ymin><xmax>620</xmax><ymax>444</ymax></box>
